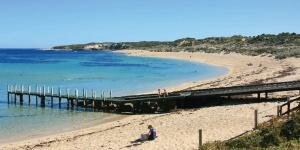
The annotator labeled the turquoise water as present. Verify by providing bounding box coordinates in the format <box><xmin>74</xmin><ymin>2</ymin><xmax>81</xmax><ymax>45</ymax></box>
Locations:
<box><xmin>0</xmin><ymin>49</ymin><xmax>227</xmax><ymax>143</ymax></box>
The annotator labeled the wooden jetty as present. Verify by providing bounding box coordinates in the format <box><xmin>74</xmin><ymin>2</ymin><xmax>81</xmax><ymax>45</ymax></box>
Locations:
<box><xmin>7</xmin><ymin>80</ymin><xmax>300</xmax><ymax>113</ymax></box>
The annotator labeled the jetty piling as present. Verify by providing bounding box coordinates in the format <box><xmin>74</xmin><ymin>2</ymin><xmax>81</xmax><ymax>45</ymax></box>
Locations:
<box><xmin>82</xmin><ymin>88</ymin><xmax>85</xmax><ymax>97</ymax></box>
<box><xmin>43</xmin><ymin>85</ymin><xmax>46</xmax><ymax>96</ymax></box>
<box><xmin>28</xmin><ymin>85</ymin><xmax>31</xmax><ymax>104</ymax></box>
<box><xmin>51</xmin><ymin>87</ymin><xmax>54</xmax><ymax>105</ymax></box>
<box><xmin>19</xmin><ymin>85</ymin><xmax>24</xmax><ymax>105</ymax></box>
<box><xmin>75</xmin><ymin>89</ymin><xmax>78</xmax><ymax>106</ymax></box>
<box><xmin>59</xmin><ymin>88</ymin><xmax>62</xmax><ymax>107</ymax></box>
<box><xmin>103</xmin><ymin>91</ymin><xmax>105</xmax><ymax>101</ymax></box>
<box><xmin>75</xmin><ymin>89</ymin><xmax>78</xmax><ymax>98</ymax></box>
<box><xmin>35</xmin><ymin>85</ymin><xmax>38</xmax><ymax>104</ymax></box>
<box><xmin>67</xmin><ymin>88</ymin><xmax>70</xmax><ymax>98</ymax></box>
<box><xmin>7</xmin><ymin>85</ymin><xmax>10</xmax><ymax>103</ymax></box>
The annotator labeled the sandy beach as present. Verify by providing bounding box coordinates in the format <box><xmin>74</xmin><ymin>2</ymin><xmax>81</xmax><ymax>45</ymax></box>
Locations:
<box><xmin>1</xmin><ymin>50</ymin><xmax>300</xmax><ymax>150</ymax></box>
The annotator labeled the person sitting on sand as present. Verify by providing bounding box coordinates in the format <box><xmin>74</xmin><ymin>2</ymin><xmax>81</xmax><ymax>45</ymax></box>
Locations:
<box><xmin>147</xmin><ymin>125</ymin><xmax>157</xmax><ymax>140</ymax></box>
<box><xmin>137</xmin><ymin>125</ymin><xmax>157</xmax><ymax>142</ymax></box>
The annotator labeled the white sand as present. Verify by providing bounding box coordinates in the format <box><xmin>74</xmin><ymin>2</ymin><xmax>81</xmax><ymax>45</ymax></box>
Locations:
<box><xmin>1</xmin><ymin>50</ymin><xmax>300</xmax><ymax>150</ymax></box>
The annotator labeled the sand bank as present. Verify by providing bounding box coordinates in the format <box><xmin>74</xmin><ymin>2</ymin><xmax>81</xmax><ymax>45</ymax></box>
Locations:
<box><xmin>1</xmin><ymin>50</ymin><xmax>300</xmax><ymax>150</ymax></box>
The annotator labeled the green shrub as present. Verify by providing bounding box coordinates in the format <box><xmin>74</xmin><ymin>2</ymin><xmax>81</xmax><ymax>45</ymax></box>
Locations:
<box><xmin>281</xmin><ymin>114</ymin><xmax>300</xmax><ymax>140</ymax></box>
<box><xmin>259</xmin><ymin>128</ymin><xmax>281</xmax><ymax>147</ymax></box>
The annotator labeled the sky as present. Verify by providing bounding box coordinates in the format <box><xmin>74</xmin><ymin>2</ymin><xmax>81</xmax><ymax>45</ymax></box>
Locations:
<box><xmin>0</xmin><ymin>0</ymin><xmax>299</xmax><ymax>48</ymax></box>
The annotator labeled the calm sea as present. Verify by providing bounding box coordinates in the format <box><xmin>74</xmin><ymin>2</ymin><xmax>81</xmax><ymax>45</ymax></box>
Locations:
<box><xmin>0</xmin><ymin>48</ymin><xmax>227</xmax><ymax>143</ymax></box>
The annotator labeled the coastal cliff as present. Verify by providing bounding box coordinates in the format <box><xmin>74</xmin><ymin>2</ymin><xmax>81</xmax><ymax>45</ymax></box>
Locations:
<box><xmin>53</xmin><ymin>32</ymin><xmax>300</xmax><ymax>59</ymax></box>
<box><xmin>52</xmin><ymin>42</ymin><xmax>129</xmax><ymax>50</ymax></box>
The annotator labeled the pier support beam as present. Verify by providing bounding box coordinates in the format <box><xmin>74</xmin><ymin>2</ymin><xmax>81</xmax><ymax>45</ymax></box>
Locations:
<box><xmin>51</xmin><ymin>87</ymin><xmax>54</xmax><ymax>107</ymax></box>
<box><xmin>41</xmin><ymin>96</ymin><xmax>45</xmax><ymax>107</ymax></box>
<box><xmin>257</xmin><ymin>93</ymin><xmax>261</xmax><ymax>99</ymax></box>
<box><xmin>28</xmin><ymin>95</ymin><xmax>31</xmax><ymax>105</ymax></box>
<box><xmin>51</xmin><ymin>97</ymin><xmax>53</xmax><ymax>107</ymax></box>
<box><xmin>7</xmin><ymin>93</ymin><xmax>10</xmax><ymax>103</ymax></box>
<box><xmin>7</xmin><ymin>85</ymin><xmax>10</xmax><ymax>103</ymax></box>
<box><xmin>36</xmin><ymin>95</ymin><xmax>38</xmax><ymax>107</ymax></box>
<box><xmin>71</xmin><ymin>99</ymin><xmax>74</xmax><ymax>107</ymax></box>
<box><xmin>28</xmin><ymin>86</ymin><xmax>31</xmax><ymax>105</ymax></box>
<box><xmin>59</xmin><ymin>98</ymin><xmax>61</xmax><ymax>108</ymax></box>
<box><xmin>20</xmin><ymin>94</ymin><xmax>24</xmax><ymax>105</ymax></box>
<box><xmin>67</xmin><ymin>99</ymin><xmax>70</xmax><ymax>107</ymax></box>
<box><xmin>14</xmin><ymin>94</ymin><xmax>17</xmax><ymax>104</ymax></box>
<box><xmin>100</xmin><ymin>101</ymin><xmax>104</xmax><ymax>109</ymax></box>
<box><xmin>265</xmin><ymin>92</ymin><xmax>268</xmax><ymax>99</ymax></box>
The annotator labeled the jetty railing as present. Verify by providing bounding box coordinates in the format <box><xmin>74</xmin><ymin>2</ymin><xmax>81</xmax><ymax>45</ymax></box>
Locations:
<box><xmin>6</xmin><ymin>84</ymin><xmax>178</xmax><ymax>113</ymax></box>
<box><xmin>277</xmin><ymin>97</ymin><xmax>300</xmax><ymax>117</ymax></box>
<box><xmin>6</xmin><ymin>80</ymin><xmax>300</xmax><ymax>113</ymax></box>
<box><xmin>7</xmin><ymin>85</ymin><xmax>113</xmax><ymax>107</ymax></box>
<box><xmin>190</xmin><ymin>80</ymin><xmax>300</xmax><ymax>97</ymax></box>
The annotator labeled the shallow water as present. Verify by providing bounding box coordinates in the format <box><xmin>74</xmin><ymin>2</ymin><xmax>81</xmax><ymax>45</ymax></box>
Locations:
<box><xmin>0</xmin><ymin>49</ymin><xmax>227</xmax><ymax>143</ymax></box>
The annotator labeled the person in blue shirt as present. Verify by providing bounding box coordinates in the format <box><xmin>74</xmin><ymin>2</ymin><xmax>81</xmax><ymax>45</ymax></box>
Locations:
<box><xmin>148</xmin><ymin>125</ymin><xmax>157</xmax><ymax>140</ymax></box>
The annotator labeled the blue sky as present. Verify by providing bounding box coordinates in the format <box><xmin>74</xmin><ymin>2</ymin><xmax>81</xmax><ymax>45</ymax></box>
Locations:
<box><xmin>0</xmin><ymin>0</ymin><xmax>299</xmax><ymax>48</ymax></box>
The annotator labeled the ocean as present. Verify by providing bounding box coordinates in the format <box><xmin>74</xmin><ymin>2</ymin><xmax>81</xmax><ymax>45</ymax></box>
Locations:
<box><xmin>0</xmin><ymin>48</ymin><xmax>227</xmax><ymax>143</ymax></box>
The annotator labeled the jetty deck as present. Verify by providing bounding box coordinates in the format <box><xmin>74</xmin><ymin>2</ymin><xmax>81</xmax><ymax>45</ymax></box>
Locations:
<box><xmin>7</xmin><ymin>80</ymin><xmax>300</xmax><ymax>113</ymax></box>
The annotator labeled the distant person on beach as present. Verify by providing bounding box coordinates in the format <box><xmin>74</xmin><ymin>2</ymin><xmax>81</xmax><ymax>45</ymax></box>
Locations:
<box><xmin>163</xmin><ymin>89</ymin><xmax>168</xmax><ymax>97</ymax></box>
<box><xmin>158</xmin><ymin>89</ymin><xmax>161</xmax><ymax>97</ymax></box>
<box><xmin>147</xmin><ymin>125</ymin><xmax>157</xmax><ymax>140</ymax></box>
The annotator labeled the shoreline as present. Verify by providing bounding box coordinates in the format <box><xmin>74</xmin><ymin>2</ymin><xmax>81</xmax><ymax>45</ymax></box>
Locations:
<box><xmin>0</xmin><ymin>113</ymin><xmax>127</xmax><ymax>144</ymax></box>
<box><xmin>118</xmin><ymin>50</ymin><xmax>230</xmax><ymax>94</ymax></box>
<box><xmin>118</xmin><ymin>50</ymin><xmax>299</xmax><ymax>92</ymax></box>
<box><xmin>1</xmin><ymin>50</ymin><xmax>300</xmax><ymax>149</ymax></box>
<box><xmin>116</xmin><ymin>50</ymin><xmax>232</xmax><ymax>93</ymax></box>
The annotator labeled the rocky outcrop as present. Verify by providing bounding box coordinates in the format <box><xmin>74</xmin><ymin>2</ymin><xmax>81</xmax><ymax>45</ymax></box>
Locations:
<box><xmin>83</xmin><ymin>43</ymin><xmax>105</xmax><ymax>50</ymax></box>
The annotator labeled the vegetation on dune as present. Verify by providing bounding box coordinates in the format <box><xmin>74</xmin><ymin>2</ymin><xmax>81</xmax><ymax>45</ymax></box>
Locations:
<box><xmin>52</xmin><ymin>32</ymin><xmax>300</xmax><ymax>59</ymax></box>
<box><xmin>124</xmin><ymin>32</ymin><xmax>300</xmax><ymax>59</ymax></box>
<box><xmin>53</xmin><ymin>43</ymin><xmax>87</xmax><ymax>50</ymax></box>
<box><xmin>201</xmin><ymin>111</ymin><xmax>300</xmax><ymax>150</ymax></box>
<box><xmin>52</xmin><ymin>42</ymin><xmax>128</xmax><ymax>50</ymax></box>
